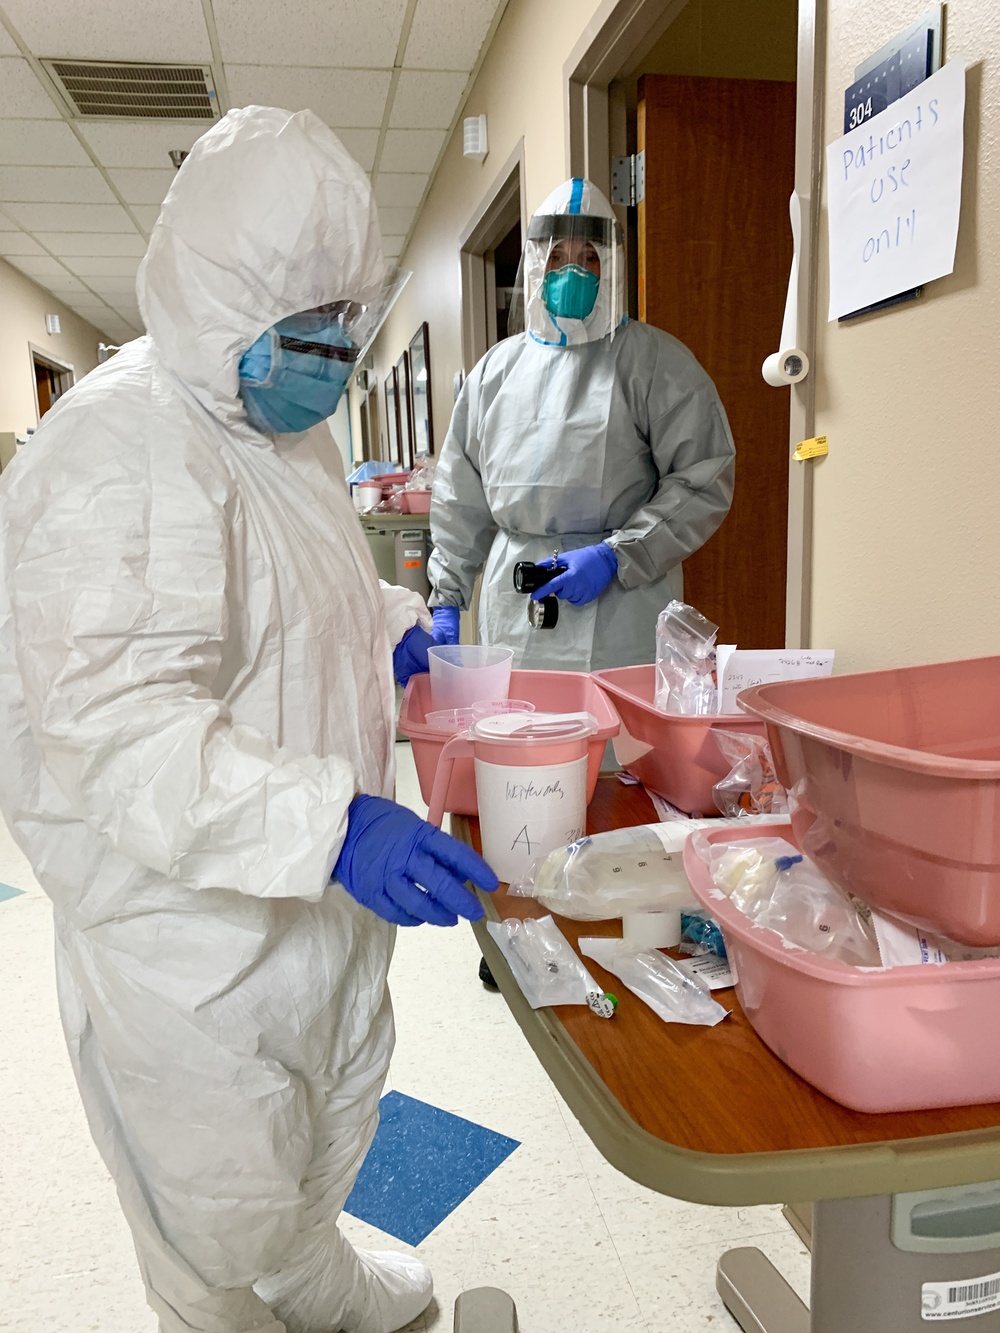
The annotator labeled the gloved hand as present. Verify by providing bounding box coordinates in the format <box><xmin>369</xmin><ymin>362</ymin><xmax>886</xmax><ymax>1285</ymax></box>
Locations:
<box><xmin>532</xmin><ymin>542</ymin><xmax>618</xmax><ymax>607</ymax></box>
<box><xmin>392</xmin><ymin>625</ymin><xmax>436</xmax><ymax>686</ymax></box>
<box><xmin>431</xmin><ymin>605</ymin><xmax>460</xmax><ymax>645</ymax></box>
<box><xmin>333</xmin><ymin>794</ymin><xmax>499</xmax><ymax>926</ymax></box>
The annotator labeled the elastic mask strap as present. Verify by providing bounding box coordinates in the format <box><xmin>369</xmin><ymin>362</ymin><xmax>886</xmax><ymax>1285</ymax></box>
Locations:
<box><xmin>278</xmin><ymin>335</ymin><xmax>357</xmax><ymax>363</ymax></box>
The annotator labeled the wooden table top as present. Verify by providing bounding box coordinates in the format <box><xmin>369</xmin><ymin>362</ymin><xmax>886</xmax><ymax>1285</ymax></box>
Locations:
<box><xmin>456</xmin><ymin>776</ymin><xmax>1000</xmax><ymax>1206</ymax></box>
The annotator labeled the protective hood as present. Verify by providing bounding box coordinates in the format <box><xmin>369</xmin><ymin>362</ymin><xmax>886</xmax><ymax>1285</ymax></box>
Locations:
<box><xmin>138</xmin><ymin>105</ymin><xmax>386</xmax><ymax>432</ymax></box>
<box><xmin>509</xmin><ymin>178</ymin><xmax>625</xmax><ymax>348</ymax></box>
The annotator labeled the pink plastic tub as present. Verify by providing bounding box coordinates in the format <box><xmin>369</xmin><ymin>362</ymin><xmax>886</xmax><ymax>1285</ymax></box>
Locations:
<box><xmin>399</xmin><ymin>669</ymin><xmax>620</xmax><ymax>815</ymax></box>
<box><xmin>593</xmin><ymin>665</ymin><xmax>767</xmax><ymax>815</ymax></box>
<box><xmin>684</xmin><ymin>823</ymin><xmax>1000</xmax><ymax>1113</ymax></box>
<box><xmin>400</xmin><ymin>490</ymin><xmax>432</xmax><ymax>514</ymax></box>
<box><xmin>739</xmin><ymin>657</ymin><xmax>1000</xmax><ymax>946</ymax></box>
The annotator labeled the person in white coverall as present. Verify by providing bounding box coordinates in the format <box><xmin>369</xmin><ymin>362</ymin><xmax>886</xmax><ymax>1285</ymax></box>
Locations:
<box><xmin>0</xmin><ymin>105</ymin><xmax>497</xmax><ymax>1333</ymax></box>
<box><xmin>427</xmin><ymin>178</ymin><xmax>735</xmax><ymax>672</ymax></box>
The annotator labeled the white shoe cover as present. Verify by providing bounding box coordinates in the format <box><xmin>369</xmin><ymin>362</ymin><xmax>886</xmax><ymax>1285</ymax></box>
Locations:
<box><xmin>344</xmin><ymin>1251</ymin><xmax>433</xmax><ymax>1333</ymax></box>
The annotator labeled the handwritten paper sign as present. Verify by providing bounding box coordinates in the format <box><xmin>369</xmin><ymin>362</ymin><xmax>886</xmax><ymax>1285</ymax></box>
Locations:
<box><xmin>474</xmin><ymin>755</ymin><xmax>588</xmax><ymax>884</ymax></box>
<box><xmin>827</xmin><ymin>59</ymin><xmax>965</xmax><ymax>321</ymax></box>
<box><xmin>718</xmin><ymin>650</ymin><xmax>835</xmax><ymax>714</ymax></box>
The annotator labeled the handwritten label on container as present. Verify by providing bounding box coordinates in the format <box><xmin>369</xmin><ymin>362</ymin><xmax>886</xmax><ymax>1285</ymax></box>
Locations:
<box><xmin>826</xmin><ymin>59</ymin><xmax>965</xmax><ymax>321</ymax></box>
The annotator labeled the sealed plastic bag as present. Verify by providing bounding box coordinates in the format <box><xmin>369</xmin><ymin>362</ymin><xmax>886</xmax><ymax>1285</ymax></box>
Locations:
<box><xmin>485</xmin><ymin>915</ymin><xmax>600</xmax><ymax>1009</ymax></box>
<box><xmin>680</xmin><ymin>909</ymin><xmax>728</xmax><ymax>960</ymax></box>
<box><xmin>712</xmin><ymin>730</ymin><xmax>788</xmax><ymax>818</ymax></box>
<box><xmin>695</xmin><ymin>836</ymin><xmax>881</xmax><ymax>968</ymax></box>
<box><xmin>654</xmin><ymin>600</ymin><xmax>719</xmax><ymax>715</ymax></box>
<box><xmin>579</xmin><ymin>937</ymin><xmax>729</xmax><ymax>1026</ymax></box>
<box><xmin>867</xmin><ymin>909</ymin><xmax>1000</xmax><ymax>968</ymax></box>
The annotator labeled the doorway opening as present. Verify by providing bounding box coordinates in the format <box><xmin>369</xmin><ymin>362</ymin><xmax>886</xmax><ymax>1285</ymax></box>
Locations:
<box><xmin>566</xmin><ymin>0</ymin><xmax>825</xmax><ymax>648</ymax></box>
<box><xmin>459</xmin><ymin>144</ymin><xmax>525</xmax><ymax>371</ymax></box>
<box><xmin>32</xmin><ymin>349</ymin><xmax>74</xmax><ymax>420</ymax></box>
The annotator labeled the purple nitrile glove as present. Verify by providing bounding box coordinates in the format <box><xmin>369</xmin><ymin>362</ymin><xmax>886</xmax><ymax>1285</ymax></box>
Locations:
<box><xmin>393</xmin><ymin>625</ymin><xmax>436</xmax><ymax>686</ymax></box>
<box><xmin>431</xmin><ymin>605</ymin><xmax>461</xmax><ymax>644</ymax></box>
<box><xmin>531</xmin><ymin>542</ymin><xmax>618</xmax><ymax>607</ymax></box>
<box><xmin>333</xmin><ymin>794</ymin><xmax>499</xmax><ymax>926</ymax></box>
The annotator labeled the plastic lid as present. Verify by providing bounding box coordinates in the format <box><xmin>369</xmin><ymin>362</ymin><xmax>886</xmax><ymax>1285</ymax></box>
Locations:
<box><xmin>471</xmin><ymin>710</ymin><xmax>599</xmax><ymax>744</ymax></box>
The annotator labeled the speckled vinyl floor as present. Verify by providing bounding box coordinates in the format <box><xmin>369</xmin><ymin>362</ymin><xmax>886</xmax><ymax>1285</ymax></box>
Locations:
<box><xmin>0</xmin><ymin>742</ymin><xmax>810</xmax><ymax>1332</ymax></box>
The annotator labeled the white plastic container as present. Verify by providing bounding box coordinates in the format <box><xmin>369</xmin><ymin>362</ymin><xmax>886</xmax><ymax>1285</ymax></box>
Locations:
<box><xmin>427</xmin><ymin>644</ymin><xmax>513</xmax><ymax>711</ymax></box>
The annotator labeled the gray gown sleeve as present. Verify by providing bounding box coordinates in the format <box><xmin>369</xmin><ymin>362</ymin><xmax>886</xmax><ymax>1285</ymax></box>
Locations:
<box><xmin>607</xmin><ymin>340</ymin><xmax>736</xmax><ymax>591</ymax></box>
<box><xmin>427</xmin><ymin>368</ymin><xmax>499</xmax><ymax>610</ymax></box>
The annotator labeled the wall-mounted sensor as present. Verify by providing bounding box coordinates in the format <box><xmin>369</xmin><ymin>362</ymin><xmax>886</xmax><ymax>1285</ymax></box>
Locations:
<box><xmin>463</xmin><ymin>114</ymin><xmax>488</xmax><ymax>163</ymax></box>
<box><xmin>169</xmin><ymin>149</ymin><xmax>189</xmax><ymax>169</ymax></box>
<box><xmin>45</xmin><ymin>314</ymin><xmax>61</xmax><ymax>334</ymax></box>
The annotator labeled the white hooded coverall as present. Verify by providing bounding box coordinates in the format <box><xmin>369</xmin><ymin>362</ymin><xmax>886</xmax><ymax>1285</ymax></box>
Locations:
<box><xmin>0</xmin><ymin>107</ymin><xmax>433</xmax><ymax>1333</ymax></box>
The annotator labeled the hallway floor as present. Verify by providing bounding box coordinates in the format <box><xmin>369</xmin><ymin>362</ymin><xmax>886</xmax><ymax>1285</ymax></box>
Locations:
<box><xmin>0</xmin><ymin>743</ymin><xmax>810</xmax><ymax>1332</ymax></box>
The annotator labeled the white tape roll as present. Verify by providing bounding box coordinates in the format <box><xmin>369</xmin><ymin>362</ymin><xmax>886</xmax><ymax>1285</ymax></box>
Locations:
<box><xmin>622</xmin><ymin>909</ymin><xmax>682</xmax><ymax>949</ymax></box>
<box><xmin>762</xmin><ymin>348</ymin><xmax>810</xmax><ymax>387</ymax></box>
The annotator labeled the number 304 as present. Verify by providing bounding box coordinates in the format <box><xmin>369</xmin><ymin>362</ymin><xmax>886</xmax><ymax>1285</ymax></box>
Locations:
<box><xmin>849</xmin><ymin>97</ymin><xmax>872</xmax><ymax>129</ymax></box>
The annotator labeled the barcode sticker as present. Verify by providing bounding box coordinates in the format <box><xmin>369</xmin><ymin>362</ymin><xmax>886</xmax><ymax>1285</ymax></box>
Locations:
<box><xmin>922</xmin><ymin>1270</ymin><xmax>1000</xmax><ymax>1320</ymax></box>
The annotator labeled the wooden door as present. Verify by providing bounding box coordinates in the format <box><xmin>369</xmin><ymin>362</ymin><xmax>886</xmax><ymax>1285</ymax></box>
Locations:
<box><xmin>638</xmin><ymin>74</ymin><xmax>796</xmax><ymax>648</ymax></box>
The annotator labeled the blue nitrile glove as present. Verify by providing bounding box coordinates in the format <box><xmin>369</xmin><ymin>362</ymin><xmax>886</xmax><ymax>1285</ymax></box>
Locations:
<box><xmin>333</xmin><ymin>794</ymin><xmax>499</xmax><ymax>926</ymax></box>
<box><xmin>393</xmin><ymin>625</ymin><xmax>436</xmax><ymax>686</ymax></box>
<box><xmin>531</xmin><ymin>542</ymin><xmax>618</xmax><ymax>607</ymax></box>
<box><xmin>431</xmin><ymin>605</ymin><xmax>461</xmax><ymax>644</ymax></box>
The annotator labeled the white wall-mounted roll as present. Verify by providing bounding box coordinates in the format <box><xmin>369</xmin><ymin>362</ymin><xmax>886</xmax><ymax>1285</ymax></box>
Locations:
<box><xmin>761</xmin><ymin>191</ymin><xmax>810</xmax><ymax>387</ymax></box>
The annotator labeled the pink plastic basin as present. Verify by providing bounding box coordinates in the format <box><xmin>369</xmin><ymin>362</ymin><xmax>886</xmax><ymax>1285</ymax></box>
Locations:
<box><xmin>684</xmin><ymin>823</ymin><xmax>1000</xmax><ymax>1113</ymax></box>
<box><xmin>399</xmin><ymin>668</ymin><xmax>620</xmax><ymax>815</ymax></box>
<box><xmin>738</xmin><ymin>657</ymin><xmax>1000</xmax><ymax>946</ymax></box>
<box><xmin>400</xmin><ymin>490</ymin><xmax>432</xmax><ymax>514</ymax></box>
<box><xmin>593</xmin><ymin>665</ymin><xmax>767</xmax><ymax>816</ymax></box>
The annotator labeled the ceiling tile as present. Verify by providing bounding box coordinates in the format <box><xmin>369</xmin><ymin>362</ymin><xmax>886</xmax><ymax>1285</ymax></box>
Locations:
<box><xmin>5</xmin><ymin>254</ymin><xmax>73</xmax><ymax>279</ymax></box>
<box><xmin>0</xmin><ymin>25</ymin><xmax>19</xmax><ymax>55</ymax></box>
<box><xmin>373</xmin><ymin>172</ymin><xmax>427</xmax><ymax>208</ymax></box>
<box><xmin>44</xmin><ymin>274</ymin><xmax>95</xmax><ymax>295</ymax></box>
<box><xmin>106</xmin><ymin>168</ymin><xmax>176</xmax><ymax>206</ymax></box>
<box><xmin>390</xmin><ymin>70</ymin><xmax>467</xmax><ymax>130</ymax></box>
<box><xmin>0</xmin><ymin>231</ymin><xmax>45</xmax><ymax>257</ymax></box>
<box><xmin>0</xmin><ymin>58</ymin><xmax>61</xmax><ymax>118</ymax></box>
<box><xmin>128</xmin><ymin>204</ymin><xmax>163</xmax><ymax>231</ymax></box>
<box><xmin>66</xmin><ymin>255</ymin><xmax>140</xmax><ymax>276</ymax></box>
<box><xmin>226</xmin><ymin>65</ymin><xmax>391</xmax><ymax>129</ymax></box>
<box><xmin>34</xmin><ymin>230</ymin><xmax>147</xmax><ymax>256</ymax></box>
<box><xmin>213</xmin><ymin>0</ymin><xmax>408</xmax><ymax>67</ymax></box>
<box><xmin>77</xmin><ymin>121</ymin><xmax>205</xmax><ymax>170</ymax></box>
<box><xmin>378</xmin><ymin>128</ymin><xmax>446</xmax><ymax>174</ymax></box>
<box><xmin>333</xmin><ymin>128</ymin><xmax>380</xmax><ymax>173</ymax></box>
<box><xmin>1</xmin><ymin>0</ymin><xmax>213</xmax><ymax>63</ymax></box>
<box><xmin>4</xmin><ymin>201</ymin><xmax>136</xmax><ymax>231</ymax></box>
<box><xmin>66</xmin><ymin>297</ymin><xmax>118</xmax><ymax>316</ymax></box>
<box><xmin>0</xmin><ymin>120</ymin><xmax>91</xmax><ymax>166</ymax></box>
<box><xmin>404</xmin><ymin>0</ymin><xmax>502</xmax><ymax>70</ymax></box>
<box><xmin>378</xmin><ymin>206</ymin><xmax>416</xmax><ymax>235</ymax></box>
<box><xmin>0</xmin><ymin>165</ymin><xmax>116</xmax><ymax>203</ymax></box>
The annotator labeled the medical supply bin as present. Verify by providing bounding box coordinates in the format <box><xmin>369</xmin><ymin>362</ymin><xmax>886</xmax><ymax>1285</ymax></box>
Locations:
<box><xmin>683</xmin><ymin>823</ymin><xmax>1000</xmax><ymax>1113</ymax></box>
<box><xmin>399</xmin><ymin>669</ymin><xmax>620</xmax><ymax>816</ymax></box>
<box><xmin>738</xmin><ymin>656</ymin><xmax>1000</xmax><ymax>946</ymax></box>
<box><xmin>593</xmin><ymin>664</ymin><xmax>767</xmax><ymax>815</ymax></box>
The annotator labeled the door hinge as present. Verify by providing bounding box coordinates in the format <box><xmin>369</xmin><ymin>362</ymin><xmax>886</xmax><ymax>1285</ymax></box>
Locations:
<box><xmin>611</xmin><ymin>151</ymin><xmax>645</xmax><ymax>206</ymax></box>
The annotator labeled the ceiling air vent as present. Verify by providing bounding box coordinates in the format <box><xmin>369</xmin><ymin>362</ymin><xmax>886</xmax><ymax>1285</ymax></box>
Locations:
<box><xmin>43</xmin><ymin>59</ymin><xmax>219</xmax><ymax>121</ymax></box>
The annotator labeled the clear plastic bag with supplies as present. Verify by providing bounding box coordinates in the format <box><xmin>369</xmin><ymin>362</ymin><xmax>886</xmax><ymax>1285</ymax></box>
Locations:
<box><xmin>579</xmin><ymin>936</ymin><xmax>729</xmax><ymax>1026</ymax></box>
<box><xmin>694</xmin><ymin>835</ymin><xmax>881</xmax><ymax>968</ymax></box>
<box><xmin>485</xmin><ymin>914</ymin><xmax>600</xmax><ymax>1008</ymax></box>
<box><xmin>654</xmin><ymin>600</ymin><xmax>719</xmax><ymax>715</ymax></box>
<box><xmin>712</xmin><ymin>730</ymin><xmax>788</xmax><ymax>818</ymax></box>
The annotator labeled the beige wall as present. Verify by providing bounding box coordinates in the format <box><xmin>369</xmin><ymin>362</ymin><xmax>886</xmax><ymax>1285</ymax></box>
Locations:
<box><xmin>0</xmin><ymin>258</ymin><xmax>105</xmax><ymax>436</ymax></box>
<box><xmin>812</xmin><ymin>1</ymin><xmax>1000</xmax><ymax>670</ymax></box>
<box><xmin>354</xmin><ymin>0</ymin><xmax>607</xmax><ymax>460</ymax></box>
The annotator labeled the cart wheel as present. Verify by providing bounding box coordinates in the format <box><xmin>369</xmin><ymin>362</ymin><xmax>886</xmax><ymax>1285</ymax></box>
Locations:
<box><xmin>454</xmin><ymin>1286</ymin><xmax>518</xmax><ymax>1331</ymax></box>
<box><xmin>479</xmin><ymin>956</ymin><xmax>499</xmax><ymax>992</ymax></box>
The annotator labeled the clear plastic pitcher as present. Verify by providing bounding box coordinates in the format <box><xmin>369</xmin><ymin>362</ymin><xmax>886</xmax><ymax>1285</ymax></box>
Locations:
<box><xmin>427</xmin><ymin>645</ymin><xmax>513</xmax><ymax>711</ymax></box>
<box><xmin>427</xmin><ymin>712</ymin><xmax>598</xmax><ymax>883</ymax></box>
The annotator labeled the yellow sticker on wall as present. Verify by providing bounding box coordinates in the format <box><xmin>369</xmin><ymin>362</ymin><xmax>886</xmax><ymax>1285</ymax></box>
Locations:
<box><xmin>794</xmin><ymin>435</ymin><xmax>829</xmax><ymax>462</ymax></box>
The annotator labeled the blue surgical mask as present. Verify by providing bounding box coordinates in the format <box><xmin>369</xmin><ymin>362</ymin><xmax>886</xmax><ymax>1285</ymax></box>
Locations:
<box><xmin>238</xmin><ymin>312</ymin><xmax>357</xmax><ymax>435</ymax></box>
<box><xmin>541</xmin><ymin>264</ymin><xmax>600</xmax><ymax>321</ymax></box>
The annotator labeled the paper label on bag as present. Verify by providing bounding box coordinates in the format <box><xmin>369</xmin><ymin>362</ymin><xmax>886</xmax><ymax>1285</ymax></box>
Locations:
<box><xmin>793</xmin><ymin>435</ymin><xmax>829</xmax><ymax>461</ymax></box>
<box><xmin>922</xmin><ymin>1270</ymin><xmax>1000</xmax><ymax>1320</ymax></box>
<box><xmin>674</xmin><ymin>954</ymin><xmax>737</xmax><ymax>990</ymax></box>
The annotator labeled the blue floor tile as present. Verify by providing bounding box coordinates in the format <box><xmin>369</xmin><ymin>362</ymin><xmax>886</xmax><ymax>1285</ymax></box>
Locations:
<box><xmin>345</xmin><ymin>1091</ymin><xmax>519</xmax><ymax>1245</ymax></box>
<box><xmin>0</xmin><ymin>884</ymin><xmax>24</xmax><ymax>904</ymax></box>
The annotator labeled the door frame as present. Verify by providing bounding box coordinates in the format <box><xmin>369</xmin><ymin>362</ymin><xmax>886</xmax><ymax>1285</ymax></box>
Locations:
<box><xmin>458</xmin><ymin>140</ymin><xmax>526</xmax><ymax>371</ymax></box>
<box><xmin>563</xmin><ymin>0</ymin><xmax>827</xmax><ymax>649</ymax></box>
<box><xmin>29</xmin><ymin>345</ymin><xmax>75</xmax><ymax>421</ymax></box>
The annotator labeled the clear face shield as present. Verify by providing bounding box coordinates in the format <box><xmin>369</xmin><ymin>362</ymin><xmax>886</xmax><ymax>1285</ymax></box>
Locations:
<box><xmin>508</xmin><ymin>213</ymin><xmax>625</xmax><ymax>347</ymax></box>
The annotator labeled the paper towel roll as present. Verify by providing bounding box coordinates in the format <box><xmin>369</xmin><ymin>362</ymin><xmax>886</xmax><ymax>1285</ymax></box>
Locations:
<box><xmin>622</xmin><ymin>909</ymin><xmax>682</xmax><ymax>949</ymax></box>
<box><xmin>762</xmin><ymin>191</ymin><xmax>810</xmax><ymax>388</ymax></box>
